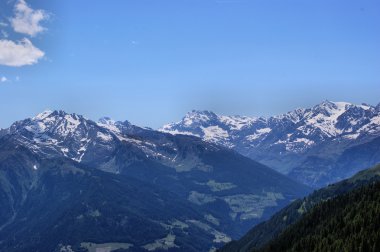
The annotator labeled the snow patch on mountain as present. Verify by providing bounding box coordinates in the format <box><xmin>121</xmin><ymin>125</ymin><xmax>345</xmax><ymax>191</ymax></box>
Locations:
<box><xmin>98</xmin><ymin>117</ymin><xmax>121</xmax><ymax>134</ymax></box>
<box><xmin>160</xmin><ymin>127</ymin><xmax>199</xmax><ymax>137</ymax></box>
<box><xmin>33</xmin><ymin>110</ymin><xmax>53</xmax><ymax>120</ymax></box>
<box><xmin>201</xmin><ymin>126</ymin><xmax>229</xmax><ymax>141</ymax></box>
<box><xmin>97</xmin><ymin>131</ymin><xmax>113</xmax><ymax>142</ymax></box>
<box><xmin>219</xmin><ymin>115</ymin><xmax>258</xmax><ymax>130</ymax></box>
<box><xmin>246</xmin><ymin>128</ymin><xmax>272</xmax><ymax>142</ymax></box>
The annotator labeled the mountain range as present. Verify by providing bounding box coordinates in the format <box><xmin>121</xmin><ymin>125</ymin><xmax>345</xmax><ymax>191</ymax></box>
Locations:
<box><xmin>0</xmin><ymin>110</ymin><xmax>309</xmax><ymax>251</ymax></box>
<box><xmin>1</xmin><ymin>100</ymin><xmax>379</xmax><ymax>251</ymax></box>
<box><xmin>161</xmin><ymin>100</ymin><xmax>380</xmax><ymax>187</ymax></box>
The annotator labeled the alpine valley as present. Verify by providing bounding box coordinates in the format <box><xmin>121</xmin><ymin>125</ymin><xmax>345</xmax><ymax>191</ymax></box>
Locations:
<box><xmin>221</xmin><ymin>163</ymin><xmax>380</xmax><ymax>252</ymax></box>
<box><xmin>161</xmin><ymin>101</ymin><xmax>380</xmax><ymax>188</ymax></box>
<box><xmin>0</xmin><ymin>110</ymin><xmax>309</xmax><ymax>252</ymax></box>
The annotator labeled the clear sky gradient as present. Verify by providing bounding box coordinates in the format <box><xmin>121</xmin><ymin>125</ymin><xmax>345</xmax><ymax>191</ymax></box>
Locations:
<box><xmin>0</xmin><ymin>0</ymin><xmax>379</xmax><ymax>128</ymax></box>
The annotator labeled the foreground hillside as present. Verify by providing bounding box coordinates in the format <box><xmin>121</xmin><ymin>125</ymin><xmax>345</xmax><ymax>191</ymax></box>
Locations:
<box><xmin>221</xmin><ymin>164</ymin><xmax>380</xmax><ymax>251</ymax></box>
<box><xmin>258</xmin><ymin>181</ymin><xmax>380</xmax><ymax>252</ymax></box>
<box><xmin>0</xmin><ymin>153</ymin><xmax>214</xmax><ymax>251</ymax></box>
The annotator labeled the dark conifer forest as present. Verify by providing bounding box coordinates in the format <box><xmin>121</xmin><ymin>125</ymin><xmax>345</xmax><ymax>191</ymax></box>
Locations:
<box><xmin>257</xmin><ymin>182</ymin><xmax>380</xmax><ymax>252</ymax></box>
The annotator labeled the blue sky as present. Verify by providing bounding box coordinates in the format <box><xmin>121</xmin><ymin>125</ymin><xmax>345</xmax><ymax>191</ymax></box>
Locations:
<box><xmin>0</xmin><ymin>0</ymin><xmax>379</xmax><ymax>128</ymax></box>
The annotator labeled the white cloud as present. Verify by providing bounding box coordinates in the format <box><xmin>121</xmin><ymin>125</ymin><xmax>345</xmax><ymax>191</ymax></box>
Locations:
<box><xmin>0</xmin><ymin>38</ymin><xmax>44</xmax><ymax>67</ymax></box>
<box><xmin>1</xmin><ymin>76</ymin><xmax>7</xmax><ymax>82</ymax></box>
<box><xmin>11</xmin><ymin>0</ymin><xmax>49</xmax><ymax>37</ymax></box>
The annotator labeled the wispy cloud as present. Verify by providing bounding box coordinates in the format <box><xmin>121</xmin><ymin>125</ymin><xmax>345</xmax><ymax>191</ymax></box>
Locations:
<box><xmin>1</xmin><ymin>30</ymin><xmax>9</xmax><ymax>38</ymax></box>
<box><xmin>0</xmin><ymin>38</ymin><xmax>44</xmax><ymax>67</ymax></box>
<box><xmin>1</xmin><ymin>76</ymin><xmax>8</xmax><ymax>82</ymax></box>
<box><xmin>11</xmin><ymin>0</ymin><xmax>49</xmax><ymax>37</ymax></box>
<box><xmin>0</xmin><ymin>20</ymin><xmax>9</xmax><ymax>38</ymax></box>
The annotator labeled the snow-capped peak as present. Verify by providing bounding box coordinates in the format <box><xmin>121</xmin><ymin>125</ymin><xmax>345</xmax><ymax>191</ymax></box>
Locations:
<box><xmin>6</xmin><ymin>110</ymin><xmax>92</xmax><ymax>144</ymax></box>
<box><xmin>33</xmin><ymin>110</ymin><xmax>53</xmax><ymax>120</ymax></box>
<box><xmin>28</xmin><ymin>110</ymin><xmax>84</xmax><ymax>136</ymax></box>
<box><xmin>311</xmin><ymin>100</ymin><xmax>372</xmax><ymax>115</ymax></box>
<box><xmin>97</xmin><ymin>117</ymin><xmax>133</xmax><ymax>134</ymax></box>
<box><xmin>182</xmin><ymin>110</ymin><xmax>219</xmax><ymax>127</ymax></box>
<box><xmin>98</xmin><ymin>117</ymin><xmax>117</xmax><ymax>126</ymax></box>
<box><xmin>219</xmin><ymin>115</ymin><xmax>258</xmax><ymax>130</ymax></box>
<box><xmin>311</xmin><ymin>100</ymin><xmax>350</xmax><ymax>117</ymax></box>
<box><xmin>163</xmin><ymin>110</ymin><xmax>258</xmax><ymax>132</ymax></box>
<box><xmin>97</xmin><ymin>117</ymin><xmax>122</xmax><ymax>133</ymax></box>
<box><xmin>161</xmin><ymin>100</ymin><xmax>380</xmax><ymax>154</ymax></box>
<box><xmin>32</xmin><ymin>110</ymin><xmax>84</xmax><ymax>123</ymax></box>
<box><xmin>6</xmin><ymin>110</ymin><xmax>121</xmax><ymax>163</ymax></box>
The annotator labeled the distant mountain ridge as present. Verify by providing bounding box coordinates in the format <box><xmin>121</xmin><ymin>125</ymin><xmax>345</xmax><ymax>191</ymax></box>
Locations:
<box><xmin>161</xmin><ymin>101</ymin><xmax>380</xmax><ymax>187</ymax></box>
<box><xmin>0</xmin><ymin>110</ymin><xmax>309</xmax><ymax>251</ymax></box>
